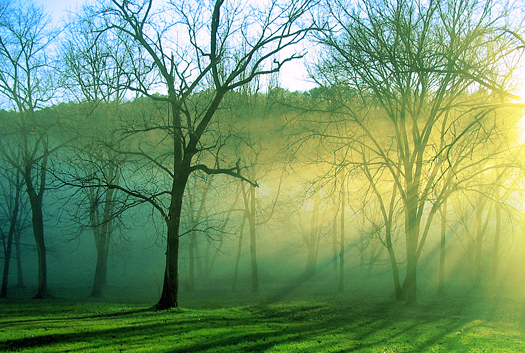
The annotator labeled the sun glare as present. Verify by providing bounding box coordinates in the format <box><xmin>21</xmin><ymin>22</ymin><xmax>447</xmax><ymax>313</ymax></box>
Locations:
<box><xmin>510</xmin><ymin>66</ymin><xmax>525</xmax><ymax>144</ymax></box>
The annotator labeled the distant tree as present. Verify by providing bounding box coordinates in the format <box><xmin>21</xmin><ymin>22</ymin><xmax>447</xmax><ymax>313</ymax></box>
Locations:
<box><xmin>88</xmin><ymin>0</ymin><xmax>316</xmax><ymax>309</ymax></box>
<box><xmin>0</xmin><ymin>1</ymin><xmax>61</xmax><ymax>298</ymax></box>
<box><xmin>0</xmin><ymin>156</ymin><xmax>28</xmax><ymax>298</ymax></box>
<box><xmin>61</xmin><ymin>9</ymin><xmax>135</xmax><ymax>298</ymax></box>
<box><xmin>312</xmin><ymin>0</ymin><xmax>522</xmax><ymax>304</ymax></box>
<box><xmin>182</xmin><ymin>174</ymin><xmax>211</xmax><ymax>292</ymax></box>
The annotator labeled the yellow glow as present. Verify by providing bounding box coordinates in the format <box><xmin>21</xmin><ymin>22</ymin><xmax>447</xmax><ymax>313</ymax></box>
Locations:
<box><xmin>510</xmin><ymin>66</ymin><xmax>525</xmax><ymax>144</ymax></box>
<box><xmin>517</xmin><ymin>116</ymin><xmax>525</xmax><ymax>144</ymax></box>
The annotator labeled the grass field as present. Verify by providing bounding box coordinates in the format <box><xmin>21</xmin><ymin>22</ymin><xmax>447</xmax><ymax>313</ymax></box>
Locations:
<box><xmin>1</xmin><ymin>288</ymin><xmax>524</xmax><ymax>352</ymax></box>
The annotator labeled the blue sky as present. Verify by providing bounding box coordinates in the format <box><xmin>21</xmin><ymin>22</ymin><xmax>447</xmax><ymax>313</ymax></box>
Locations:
<box><xmin>32</xmin><ymin>0</ymin><xmax>315</xmax><ymax>92</ymax></box>
<box><xmin>33</xmin><ymin>0</ymin><xmax>81</xmax><ymax>22</ymax></box>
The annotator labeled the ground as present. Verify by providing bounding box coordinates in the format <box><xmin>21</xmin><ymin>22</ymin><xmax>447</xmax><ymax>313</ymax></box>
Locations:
<box><xmin>1</xmin><ymin>285</ymin><xmax>524</xmax><ymax>352</ymax></box>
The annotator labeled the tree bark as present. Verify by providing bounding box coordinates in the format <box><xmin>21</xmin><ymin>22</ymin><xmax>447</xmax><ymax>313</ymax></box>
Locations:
<box><xmin>0</xmin><ymin>194</ymin><xmax>18</xmax><ymax>297</ymax></box>
<box><xmin>402</xmin><ymin>186</ymin><xmax>420</xmax><ymax>305</ymax></box>
<box><xmin>156</xmin><ymin>170</ymin><xmax>188</xmax><ymax>310</ymax></box>
<box><xmin>23</xmin><ymin>159</ymin><xmax>49</xmax><ymax>299</ymax></box>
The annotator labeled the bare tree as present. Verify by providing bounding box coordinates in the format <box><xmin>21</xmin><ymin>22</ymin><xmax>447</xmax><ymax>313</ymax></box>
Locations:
<box><xmin>312</xmin><ymin>0</ymin><xmax>522</xmax><ymax>304</ymax></box>
<box><xmin>88</xmin><ymin>0</ymin><xmax>316</xmax><ymax>309</ymax></box>
<box><xmin>61</xmin><ymin>9</ymin><xmax>135</xmax><ymax>298</ymax></box>
<box><xmin>0</xmin><ymin>155</ymin><xmax>27</xmax><ymax>298</ymax></box>
<box><xmin>0</xmin><ymin>0</ymin><xmax>60</xmax><ymax>298</ymax></box>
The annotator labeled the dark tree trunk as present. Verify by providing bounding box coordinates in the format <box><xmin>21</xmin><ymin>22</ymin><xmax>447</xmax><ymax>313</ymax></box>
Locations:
<box><xmin>156</xmin><ymin>170</ymin><xmax>188</xmax><ymax>310</ymax></box>
<box><xmin>29</xmin><ymin>197</ymin><xmax>48</xmax><ymax>299</ymax></box>
<box><xmin>15</xmin><ymin>229</ymin><xmax>24</xmax><ymax>288</ymax></box>
<box><xmin>90</xmin><ymin>242</ymin><xmax>109</xmax><ymax>297</ymax></box>
<box><xmin>1</xmin><ymin>224</ymin><xmax>14</xmax><ymax>298</ymax></box>
<box><xmin>23</xmin><ymin>159</ymin><xmax>49</xmax><ymax>299</ymax></box>
<box><xmin>31</xmin><ymin>201</ymin><xmax>47</xmax><ymax>298</ymax></box>
<box><xmin>1</xmin><ymin>186</ymin><xmax>21</xmax><ymax>297</ymax></box>
<box><xmin>157</xmin><ymin>217</ymin><xmax>181</xmax><ymax>309</ymax></box>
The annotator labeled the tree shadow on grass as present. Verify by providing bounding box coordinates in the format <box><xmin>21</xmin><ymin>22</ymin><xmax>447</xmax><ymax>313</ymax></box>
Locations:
<box><xmin>0</xmin><ymin>294</ymin><xmax>519</xmax><ymax>352</ymax></box>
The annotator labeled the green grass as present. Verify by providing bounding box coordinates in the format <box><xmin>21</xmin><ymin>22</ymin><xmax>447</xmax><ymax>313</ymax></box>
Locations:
<box><xmin>1</xmin><ymin>291</ymin><xmax>524</xmax><ymax>352</ymax></box>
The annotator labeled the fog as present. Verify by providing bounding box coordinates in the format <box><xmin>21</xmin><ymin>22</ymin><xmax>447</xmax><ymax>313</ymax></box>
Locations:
<box><xmin>5</xmin><ymin>157</ymin><xmax>525</xmax><ymax>306</ymax></box>
<box><xmin>2</xmin><ymin>0</ymin><xmax>525</xmax><ymax>312</ymax></box>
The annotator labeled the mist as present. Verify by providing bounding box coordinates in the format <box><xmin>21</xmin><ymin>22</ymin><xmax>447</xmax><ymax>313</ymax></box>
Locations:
<box><xmin>1</xmin><ymin>0</ymin><xmax>525</xmax><ymax>323</ymax></box>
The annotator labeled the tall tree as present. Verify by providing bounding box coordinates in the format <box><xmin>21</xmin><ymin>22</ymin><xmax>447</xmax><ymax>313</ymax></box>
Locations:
<box><xmin>313</xmin><ymin>0</ymin><xmax>521</xmax><ymax>304</ymax></box>
<box><xmin>0</xmin><ymin>157</ymin><xmax>26</xmax><ymax>298</ymax></box>
<box><xmin>61</xmin><ymin>9</ymin><xmax>134</xmax><ymax>298</ymax></box>
<box><xmin>0</xmin><ymin>0</ymin><xmax>60</xmax><ymax>298</ymax></box>
<box><xmin>90</xmin><ymin>0</ymin><xmax>316</xmax><ymax>309</ymax></box>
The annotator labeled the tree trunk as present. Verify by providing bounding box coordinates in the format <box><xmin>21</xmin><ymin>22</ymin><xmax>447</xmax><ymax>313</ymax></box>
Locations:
<box><xmin>90</xmin><ymin>241</ymin><xmax>109</xmax><ymax>297</ymax></box>
<box><xmin>385</xmin><ymin>224</ymin><xmax>402</xmax><ymax>301</ymax></box>
<box><xmin>232</xmin><ymin>215</ymin><xmax>246</xmax><ymax>292</ymax></box>
<box><xmin>338</xmin><ymin>184</ymin><xmax>345</xmax><ymax>292</ymax></box>
<box><xmin>1</xmin><ymin>184</ymin><xmax>20</xmax><ymax>297</ymax></box>
<box><xmin>402</xmin><ymin>189</ymin><xmax>419</xmax><ymax>305</ymax></box>
<box><xmin>474</xmin><ymin>200</ymin><xmax>491</xmax><ymax>287</ymax></box>
<box><xmin>30</xmin><ymin>197</ymin><xmax>48</xmax><ymax>299</ymax></box>
<box><xmin>15</xmin><ymin>229</ymin><xmax>24</xmax><ymax>288</ymax></box>
<box><xmin>23</xmin><ymin>162</ymin><xmax>49</xmax><ymax>299</ymax></box>
<box><xmin>332</xmin><ymin>213</ymin><xmax>338</xmax><ymax>272</ymax></box>
<box><xmin>305</xmin><ymin>245</ymin><xmax>316</xmax><ymax>278</ymax></box>
<box><xmin>157</xmin><ymin>218</ymin><xmax>181</xmax><ymax>309</ymax></box>
<box><xmin>492</xmin><ymin>202</ymin><xmax>501</xmax><ymax>281</ymax></box>
<box><xmin>90</xmin><ymin>172</ymin><xmax>118</xmax><ymax>298</ymax></box>
<box><xmin>204</xmin><ymin>237</ymin><xmax>224</xmax><ymax>280</ymax></box>
<box><xmin>187</xmin><ymin>230</ymin><xmax>197</xmax><ymax>292</ymax></box>
<box><xmin>249</xmin><ymin>184</ymin><xmax>258</xmax><ymax>293</ymax></box>
<box><xmin>304</xmin><ymin>191</ymin><xmax>320</xmax><ymax>278</ymax></box>
<box><xmin>156</xmin><ymin>172</ymin><xmax>187</xmax><ymax>310</ymax></box>
<box><xmin>0</xmin><ymin>216</ymin><xmax>15</xmax><ymax>298</ymax></box>
<box><xmin>438</xmin><ymin>199</ymin><xmax>447</xmax><ymax>295</ymax></box>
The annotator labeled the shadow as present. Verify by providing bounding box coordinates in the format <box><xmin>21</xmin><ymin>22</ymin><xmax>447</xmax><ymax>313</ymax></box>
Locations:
<box><xmin>1</xmin><ymin>291</ymin><xmax>523</xmax><ymax>352</ymax></box>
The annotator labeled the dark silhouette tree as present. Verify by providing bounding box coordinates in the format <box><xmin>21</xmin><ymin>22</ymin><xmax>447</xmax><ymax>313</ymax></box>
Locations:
<box><xmin>0</xmin><ymin>1</ymin><xmax>60</xmax><ymax>298</ymax></box>
<box><xmin>89</xmin><ymin>0</ymin><xmax>316</xmax><ymax>309</ymax></box>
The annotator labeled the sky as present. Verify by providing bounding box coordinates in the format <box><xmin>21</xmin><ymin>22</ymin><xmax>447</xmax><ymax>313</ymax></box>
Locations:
<box><xmin>33</xmin><ymin>0</ymin><xmax>317</xmax><ymax>93</ymax></box>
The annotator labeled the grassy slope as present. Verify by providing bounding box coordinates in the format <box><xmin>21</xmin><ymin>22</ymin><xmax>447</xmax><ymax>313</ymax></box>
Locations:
<box><xmin>1</xmin><ymin>291</ymin><xmax>524</xmax><ymax>352</ymax></box>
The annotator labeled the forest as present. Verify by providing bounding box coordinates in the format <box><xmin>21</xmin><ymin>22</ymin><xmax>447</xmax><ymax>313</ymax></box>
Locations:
<box><xmin>2</xmin><ymin>0</ymin><xmax>525</xmax><ymax>351</ymax></box>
